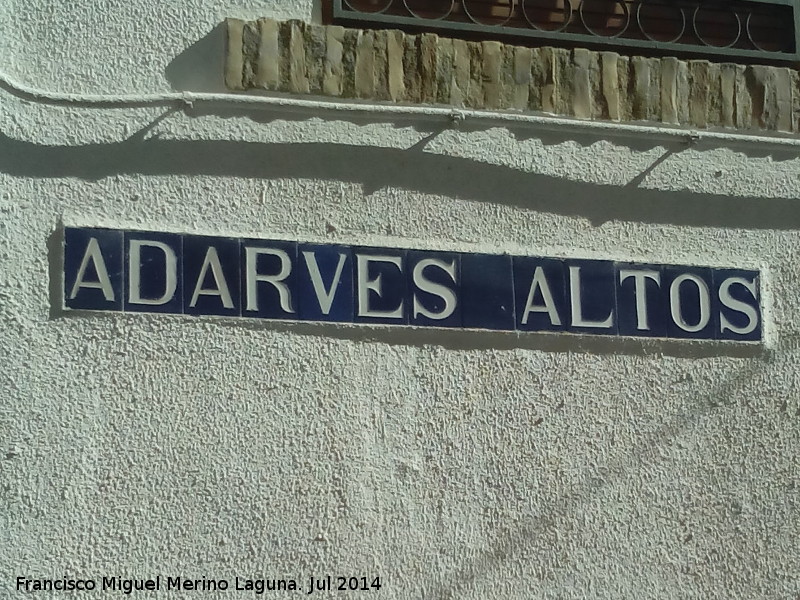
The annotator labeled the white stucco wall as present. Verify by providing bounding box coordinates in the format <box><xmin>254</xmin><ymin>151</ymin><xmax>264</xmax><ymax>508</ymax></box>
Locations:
<box><xmin>1</xmin><ymin>1</ymin><xmax>799</xmax><ymax>598</ymax></box>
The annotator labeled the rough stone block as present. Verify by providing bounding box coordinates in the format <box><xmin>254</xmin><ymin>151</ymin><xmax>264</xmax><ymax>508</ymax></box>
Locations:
<box><xmin>385</xmin><ymin>29</ymin><xmax>405</xmax><ymax>102</ymax></box>
<box><xmin>354</xmin><ymin>30</ymin><xmax>375</xmax><ymax>99</ymax></box>
<box><xmin>451</xmin><ymin>39</ymin><xmax>471</xmax><ymax>107</ymax></box>
<box><xmin>512</xmin><ymin>46</ymin><xmax>532</xmax><ymax>110</ymax></box>
<box><xmin>535</xmin><ymin>47</ymin><xmax>558</xmax><ymax>114</ymax></box>
<box><xmin>323</xmin><ymin>25</ymin><xmax>345</xmax><ymax>97</ymax></box>
<box><xmin>495</xmin><ymin>45</ymin><xmax>516</xmax><ymax>110</ymax></box>
<box><xmin>720</xmin><ymin>64</ymin><xmax>737</xmax><ymax>128</ymax></box>
<box><xmin>373</xmin><ymin>30</ymin><xmax>389</xmax><ymax>101</ymax></box>
<box><xmin>341</xmin><ymin>28</ymin><xmax>359</xmax><ymax>99</ymax></box>
<box><xmin>735</xmin><ymin>65</ymin><xmax>754</xmax><ymax>129</ymax></box>
<box><xmin>482</xmin><ymin>41</ymin><xmax>504</xmax><ymax>110</ymax></box>
<box><xmin>467</xmin><ymin>41</ymin><xmax>484</xmax><ymax>108</ymax></box>
<box><xmin>402</xmin><ymin>35</ymin><xmax>421</xmax><ymax>103</ymax></box>
<box><xmin>435</xmin><ymin>36</ymin><xmax>453</xmax><ymax>105</ymax></box>
<box><xmin>661</xmin><ymin>57</ymin><xmax>679</xmax><ymax>125</ymax></box>
<box><xmin>552</xmin><ymin>48</ymin><xmax>572</xmax><ymax>115</ymax></box>
<box><xmin>647</xmin><ymin>58</ymin><xmax>662</xmax><ymax>122</ymax></box>
<box><xmin>631</xmin><ymin>56</ymin><xmax>656</xmax><ymax>121</ymax></box>
<box><xmin>527</xmin><ymin>47</ymin><xmax>543</xmax><ymax>111</ymax></box>
<box><xmin>616</xmin><ymin>55</ymin><xmax>632</xmax><ymax>121</ymax></box>
<box><xmin>676</xmin><ymin>60</ymin><xmax>690</xmax><ymax>124</ymax></box>
<box><xmin>689</xmin><ymin>60</ymin><xmax>711</xmax><ymax>128</ymax></box>
<box><xmin>774</xmin><ymin>67</ymin><xmax>793</xmax><ymax>132</ymax></box>
<box><xmin>585</xmin><ymin>50</ymin><xmax>603</xmax><ymax>119</ymax></box>
<box><xmin>792</xmin><ymin>70</ymin><xmax>800</xmax><ymax>133</ymax></box>
<box><xmin>535</xmin><ymin>47</ymin><xmax>555</xmax><ymax>113</ymax></box>
<box><xmin>304</xmin><ymin>23</ymin><xmax>326</xmax><ymax>93</ymax></box>
<box><xmin>285</xmin><ymin>21</ymin><xmax>310</xmax><ymax>94</ymax></box>
<box><xmin>225</xmin><ymin>19</ymin><xmax>246</xmax><ymax>90</ymax></box>
<box><xmin>750</xmin><ymin>66</ymin><xmax>772</xmax><ymax>129</ymax></box>
<box><xmin>601</xmin><ymin>52</ymin><xmax>620</xmax><ymax>121</ymax></box>
<box><xmin>419</xmin><ymin>34</ymin><xmax>439</xmax><ymax>104</ymax></box>
<box><xmin>242</xmin><ymin>20</ymin><xmax>261</xmax><ymax>89</ymax></box>
<box><xmin>705</xmin><ymin>62</ymin><xmax>723</xmax><ymax>127</ymax></box>
<box><xmin>256</xmin><ymin>18</ymin><xmax>281</xmax><ymax>91</ymax></box>
<box><xmin>573</xmin><ymin>48</ymin><xmax>593</xmax><ymax>119</ymax></box>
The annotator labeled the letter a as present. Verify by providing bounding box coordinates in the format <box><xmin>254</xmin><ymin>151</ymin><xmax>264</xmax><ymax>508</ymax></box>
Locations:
<box><xmin>190</xmin><ymin>247</ymin><xmax>234</xmax><ymax>308</ymax></box>
<box><xmin>521</xmin><ymin>266</ymin><xmax>561</xmax><ymax>326</ymax></box>
<box><xmin>69</xmin><ymin>238</ymin><xmax>114</xmax><ymax>301</ymax></box>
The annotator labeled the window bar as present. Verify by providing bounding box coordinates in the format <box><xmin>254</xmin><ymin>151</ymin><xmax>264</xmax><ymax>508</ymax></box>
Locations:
<box><xmin>331</xmin><ymin>0</ymin><xmax>800</xmax><ymax>63</ymax></box>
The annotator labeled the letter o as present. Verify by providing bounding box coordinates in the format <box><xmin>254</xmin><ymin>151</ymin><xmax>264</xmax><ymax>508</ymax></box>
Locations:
<box><xmin>669</xmin><ymin>273</ymin><xmax>710</xmax><ymax>332</ymax></box>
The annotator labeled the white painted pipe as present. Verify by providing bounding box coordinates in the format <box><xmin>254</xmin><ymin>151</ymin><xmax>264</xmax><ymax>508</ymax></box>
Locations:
<box><xmin>2</xmin><ymin>70</ymin><xmax>800</xmax><ymax>150</ymax></box>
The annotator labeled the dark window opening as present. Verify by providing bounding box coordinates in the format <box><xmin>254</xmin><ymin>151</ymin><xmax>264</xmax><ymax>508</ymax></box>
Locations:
<box><xmin>325</xmin><ymin>0</ymin><xmax>800</xmax><ymax>64</ymax></box>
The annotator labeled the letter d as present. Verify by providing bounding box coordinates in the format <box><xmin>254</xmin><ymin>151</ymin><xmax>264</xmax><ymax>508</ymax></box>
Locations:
<box><xmin>128</xmin><ymin>240</ymin><xmax>177</xmax><ymax>305</ymax></box>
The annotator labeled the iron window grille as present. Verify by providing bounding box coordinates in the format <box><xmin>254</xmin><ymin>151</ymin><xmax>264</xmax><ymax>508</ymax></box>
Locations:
<box><xmin>328</xmin><ymin>0</ymin><xmax>800</xmax><ymax>64</ymax></box>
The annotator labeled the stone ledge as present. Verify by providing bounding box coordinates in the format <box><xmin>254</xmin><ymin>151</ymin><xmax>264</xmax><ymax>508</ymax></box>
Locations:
<box><xmin>225</xmin><ymin>18</ymin><xmax>799</xmax><ymax>134</ymax></box>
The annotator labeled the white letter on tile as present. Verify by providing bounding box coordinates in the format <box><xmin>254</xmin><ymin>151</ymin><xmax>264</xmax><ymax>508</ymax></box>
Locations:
<box><xmin>303</xmin><ymin>251</ymin><xmax>346</xmax><ymax>315</ymax></box>
<box><xmin>356</xmin><ymin>254</ymin><xmax>403</xmax><ymax>319</ymax></box>
<box><xmin>412</xmin><ymin>258</ymin><xmax>457</xmax><ymax>320</ymax></box>
<box><xmin>245</xmin><ymin>247</ymin><xmax>294</xmax><ymax>313</ymax></box>
<box><xmin>69</xmin><ymin>238</ymin><xmax>114</xmax><ymax>301</ymax></box>
<box><xmin>669</xmin><ymin>273</ymin><xmax>710</xmax><ymax>332</ymax></box>
<box><xmin>128</xmin><ymin>240</ymin><xmax>177</xmax><ymax>305</ymax></box>
<box><xmin>190</xmin><ymin>247</ymin><xmax>234</xmax><ymax>309</ymax></box>
<box><xmin>619</xmin><ymin>269</ymin><xmax>660</xmax><ymax>331</ymax></box>
<box><xmin>569</xmin><ymin>266</ymin><xmax>613</xmax><ymax>328</ymax></box>
<box><xmin>719</xmin><ymin>276</ymin><xmax>759</xmax><ymax>336</ymax></box>
<box><xmin>521</xmin><ymin>266</ymin><xmax>561</xmax><ymax>326</ymax></box>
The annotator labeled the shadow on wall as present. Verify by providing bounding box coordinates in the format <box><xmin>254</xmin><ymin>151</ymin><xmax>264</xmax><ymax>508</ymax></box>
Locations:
<box><xmin>164</xmin><ymin>24</ymin><xmax>227</xmax><ymax>93</ymax></box>
<box><xmin>425</xmin><ymin>347</ymin><xmax>788</xmax><ymax>599</ymax></box>
<box><xmin>52</xmin><ymin>309</ymin><xmax>767</xmax><ymax>360</ymax></box>
<box><xmin>163</xmin><ymin>0</ymin><xmax>323</xmax><ymax>93</ymax></box>
<box><xmin>2</xmin><ymin>104</ymin><xmax>800</xmax><ymax>231</ymax></box>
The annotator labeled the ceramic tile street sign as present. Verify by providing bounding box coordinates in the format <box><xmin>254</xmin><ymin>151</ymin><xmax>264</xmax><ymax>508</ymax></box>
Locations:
<box><xmin>63</xmin><ymin>227</ymin><xmax>763</xmax><ymax>342</ymax></box>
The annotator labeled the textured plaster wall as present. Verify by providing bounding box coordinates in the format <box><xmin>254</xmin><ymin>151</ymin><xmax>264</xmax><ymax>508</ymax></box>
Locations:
<box><xmin>1</xmin><ymin>1</ymin><xmax>800</xmax><ymax>599</ymax></box>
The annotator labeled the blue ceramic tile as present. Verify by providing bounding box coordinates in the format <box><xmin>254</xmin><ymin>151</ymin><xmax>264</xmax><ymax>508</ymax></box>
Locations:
<box><xmin>352</xmin><ymin>247</ymin><xmax>408</xmax><ymax>325</ymax></box>
<box><xmin>513</xmin><ymin>256</ymin><xmax>566</xmax><ymax>332</ymax></box>
<box><xmin>297</xmin><ymin>243</ymin><xmax>353</xmax><ymax>323</ymax></box>
<box><xmin>565</xmin><ymin>259</ymin><xmax>617</xmax><ymax>335</ymax></box>
<box><xmin>663</xmin><ymin>266</ymin><xmax>716</xmax><ymax>340</ymax></box>
<box><xmin>461</xmin><ymin>253</ymin><xmax>514</xmax><ymax>331</ymax></box>
<box><xmin>124</xmin><ymin>231</ymin><xmax>183</xmax><ymax>314</ymax></box>
<box><xmin>183</xmin><ymin>235</ymin><xmax>241</xmax><ymax>317</ymax></box>
<box><xmin>615</xmin><ymin>263</ymin><xmax>666</xmax><ymax>338</ymax></box>
<box><xmin>407</xmin><ymin>250</ymin><xmax>461</xmax><ymax>328</ymax></box>
<box><xmin>64</xmin><ymin>227</ymin><xmax>124</xmax><ymax>312</ymax></box>
<box><xmin>713</xmin><ymin>268</ymin><xmax>761</xmax><ymax>342</ymax></box>
<box><xmin>62</xmin><ymin>226</ymin><xmax>765</xmax><ymax>346</ymax></box>
<box><xmin>240</xmin><ymin>239</ymin><xmax>298</xmax><ymax>320</ymax></box>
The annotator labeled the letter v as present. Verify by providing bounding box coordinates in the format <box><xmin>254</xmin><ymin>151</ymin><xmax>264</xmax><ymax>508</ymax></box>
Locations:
<box><xmin>303</xmin><ymin>251</ymin><xmax>346</xmax><ymax>315</ymax></box>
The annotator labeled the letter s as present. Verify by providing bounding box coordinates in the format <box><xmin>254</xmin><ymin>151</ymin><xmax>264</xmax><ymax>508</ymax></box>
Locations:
<box><xmin>719</xmin><ymin>276</ymin><xmax>759</xmax><ymax>336</ymax></box>
<box><xmin>412</xmin><ymin>258</ymin><xmax>457</xmax><ymax>320</ymax></box>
